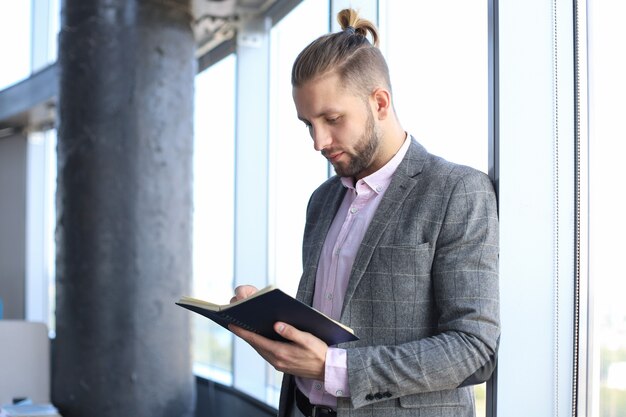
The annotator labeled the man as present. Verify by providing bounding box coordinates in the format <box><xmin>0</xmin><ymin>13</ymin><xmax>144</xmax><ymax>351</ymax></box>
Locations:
<box><xmin>230</xmin><ymin>8</ymin><xmax>499</xmax><ymax>417</ymax></box>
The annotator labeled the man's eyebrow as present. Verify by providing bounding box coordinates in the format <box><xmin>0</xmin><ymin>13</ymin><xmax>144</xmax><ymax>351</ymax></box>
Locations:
<box><xmin>297</xmin><ymin>109</ymin><xmax>341</xmax><ymax>122</ymax></box>
<box><xmin>297</xmin><ymin>115</ymin><xmax>310</xmax><ymax>124</ymax></box>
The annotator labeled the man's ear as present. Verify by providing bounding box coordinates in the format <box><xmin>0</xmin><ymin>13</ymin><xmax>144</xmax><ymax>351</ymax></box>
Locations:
<box><xmin>371</xmin><ymin>87</ymin><xmax>392</xmax><ymax>120</ymax></box>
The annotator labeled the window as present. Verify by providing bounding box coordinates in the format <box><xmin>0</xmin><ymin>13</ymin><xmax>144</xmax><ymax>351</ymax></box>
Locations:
<box><xmin>266</xmin><ymin>0</ymin><xmax>330</xmax><ymax>405</ymax></box>
<box><xmin>6</xmin><ymin>0</ymin><xmax>62</xmax><ymax>333</ymax></box>
<box><xmin>268</xmin><ymin>0</ymin><xmax>330</xmax><ymax>303</ymax></box>
<box><xmin>0</xmin><ymin>2</ymin><xmax>31</xmax><ymax>90</ymax></box>
<box><xmin>30</xmin><ymin>0</ymin><xmax>60</xmax><ymax>71</ymax></box>
<box><xmin>25</xmin><ymin>130</ymin><xmax>57</xmax><ymax>333</ymax></box>
<box><xmin>48</xmin><ymin>0</ymin><xmax>60</xmax><ymax>63</ymax></box>
<box><xmin>588</xmin><ymin>1</ymin><xmax>626</xmax><ymax>415</ymax></box>
<box><xmin>192</xmin><ymin>54</ymin><xmax>237</xmax><ymax>384</ymax></box>
<box><xmin>379</xmin><ymin>0</ymin><xmax>489</xmax><ymax>173</ymax></box>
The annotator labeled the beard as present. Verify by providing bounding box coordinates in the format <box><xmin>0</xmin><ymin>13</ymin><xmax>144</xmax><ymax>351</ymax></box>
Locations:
<box><xmin>331</xmin><ymin>107</ymin><xmax>381</xmax><ymax>178</ymax></box>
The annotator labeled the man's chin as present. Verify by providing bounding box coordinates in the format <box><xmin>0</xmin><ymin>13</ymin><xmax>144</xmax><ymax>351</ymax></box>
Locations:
<box><xmin>333</xmin><ymin>167</ymin><xmax>357</xmax><ymax>178</ymax></box>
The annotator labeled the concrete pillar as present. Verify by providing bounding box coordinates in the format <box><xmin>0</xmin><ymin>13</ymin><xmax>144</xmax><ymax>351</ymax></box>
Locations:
<box><xmin>53</xmin><ymin>1</ymin><xmax>195</xmax><ymax>416</ymax></box>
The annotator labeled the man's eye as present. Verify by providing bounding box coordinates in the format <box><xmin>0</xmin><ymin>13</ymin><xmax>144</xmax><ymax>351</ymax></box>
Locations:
<box><xmin>327</xmin><ymin>117</ymin><xmax>340</xmax><ymax>124</ymax></box>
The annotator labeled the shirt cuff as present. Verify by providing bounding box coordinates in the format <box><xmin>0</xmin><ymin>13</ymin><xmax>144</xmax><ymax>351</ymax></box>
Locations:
<box><xmin>324</xmin><ymin>347</ymin><xmax>350</xmax><ymax>398</ymax></box>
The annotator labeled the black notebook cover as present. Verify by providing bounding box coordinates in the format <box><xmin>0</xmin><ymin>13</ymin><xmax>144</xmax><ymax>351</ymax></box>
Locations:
<box><xmin>176</xmin><ymin>288</ymin><xmax>358</xmax><ymax>345</ymax></box>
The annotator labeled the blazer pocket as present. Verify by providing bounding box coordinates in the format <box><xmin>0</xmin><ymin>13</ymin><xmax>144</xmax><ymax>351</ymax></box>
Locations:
<box><xmin>370</xmin><ymin>241</ymin><xmax>432</xmax><ymax>278</ymax></box>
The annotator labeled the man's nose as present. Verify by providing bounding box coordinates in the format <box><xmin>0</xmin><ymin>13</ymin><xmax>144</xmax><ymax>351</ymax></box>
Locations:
<box><xmin>312</xmin><ymin>126</ymin><xmax>332</xmax><ymax>152</ymax></box>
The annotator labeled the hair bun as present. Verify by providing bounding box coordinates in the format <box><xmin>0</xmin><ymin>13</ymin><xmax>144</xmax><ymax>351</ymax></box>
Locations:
<box><xmin>337</xmin><ymin>8</ymin><xmax>379</xmax><ymax>47</ymax></box>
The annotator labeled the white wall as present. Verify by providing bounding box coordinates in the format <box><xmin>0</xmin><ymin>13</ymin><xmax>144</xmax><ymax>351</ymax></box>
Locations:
<box><xmin>0</xmin><ymin>133</ymin><xmax>28</xmax><ymax>319</ymax></box>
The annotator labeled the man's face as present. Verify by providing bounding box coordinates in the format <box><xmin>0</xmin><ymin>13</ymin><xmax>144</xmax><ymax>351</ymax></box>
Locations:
<box><xmin>293</xmin><ymin>73</ymin><xmax>382</xmax><ymax>179</ymax></box>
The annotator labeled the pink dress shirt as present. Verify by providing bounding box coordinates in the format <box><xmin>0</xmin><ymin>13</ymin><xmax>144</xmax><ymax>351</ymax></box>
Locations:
<box><xmin>295</xmin><ymin>134</ymin><xmax>411</xmax><ymax>408</ymax></box>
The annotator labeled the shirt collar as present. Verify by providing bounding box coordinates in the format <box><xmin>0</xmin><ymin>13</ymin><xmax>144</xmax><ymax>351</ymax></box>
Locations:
<box><xmin>341</xmin><ymin>132</ymin><xmax>411</xmax><ymax>194</ymax></box>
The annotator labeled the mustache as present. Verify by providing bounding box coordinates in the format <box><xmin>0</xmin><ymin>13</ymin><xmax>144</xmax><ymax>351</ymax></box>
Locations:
<box><xmin>322</xmin><ymin>149</ymin><xmax>340</xmax><ymax>158</ymax></box>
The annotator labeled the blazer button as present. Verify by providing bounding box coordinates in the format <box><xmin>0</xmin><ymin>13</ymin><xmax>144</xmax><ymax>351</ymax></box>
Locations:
<box><xmin>365</xmin><ymin>394</ymin><xmax>374</xmax><ymax>401</ymax></box>
<box><xmin>383</xmin><ymin>391</ymin><xmax>392</xmax><ymax>398</ymax></box>
<box><xmin>374</xmin><ymin>393</ymin><xmax>383</xmax><ymax>400</ymax></box>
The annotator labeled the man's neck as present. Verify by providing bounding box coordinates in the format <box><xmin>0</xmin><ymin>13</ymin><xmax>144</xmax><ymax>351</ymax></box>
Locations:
<box><xmin>378</xmin><ymin>124</ymin><xmax>408</xmax><ymax>166</ymax></box>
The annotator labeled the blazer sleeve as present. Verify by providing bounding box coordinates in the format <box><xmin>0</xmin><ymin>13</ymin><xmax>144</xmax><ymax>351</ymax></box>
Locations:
<box><xmin>345</xmin><ymin>169</ymin><xmax>500</xmax><ymax>409</ymax></box>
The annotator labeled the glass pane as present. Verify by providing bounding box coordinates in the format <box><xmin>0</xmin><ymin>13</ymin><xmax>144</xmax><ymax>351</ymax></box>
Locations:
<box><xmin>268</xmin><ymin>0</ymin><xmax>330</xmax><ymax>297</ymax></box>
<box><xmin>0</xmin><ymin>2</ymin><xmax>31</xmax><ymax>90</ymax></box>
<box><xmin>31</xmin><ymin>0</ymin><xmax>59</xmax><ymax>71</ymax></box>
<box><xmin>379</xmin><ymin>0</ymin><xmax>488</xmax><ymax>173</ymax></box>
<box><xmin>192</xmin><ymin>54</ymin><xmax>237</xmax><ymax>384</ymax></box>
<box><xmin>266</xmin><ymin>0</ymin><xmax>330</xmax><ymax>406</ymax></box>
<box><xmin>380</xmin><ymin>1</ymin><xmax>489</xmax><ymax>415</ymax></box>
<box><xmin>49</xmin><ymin>0</ymin><xmax>60</xmax><ymax>62</ymax></box>
<box><xmin>588</xmin><ymin>1</ymin><xmax>626</xmax><ymax>416</ymax></box>
<box><xmin>25</xmin><ymin>129</ymin><xmax>57</xmax><ymax>334</ymax></box>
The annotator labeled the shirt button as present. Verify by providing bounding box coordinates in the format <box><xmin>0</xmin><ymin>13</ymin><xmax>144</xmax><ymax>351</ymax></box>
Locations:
<box><xmin>376</xmin><ymin>185</ymin><xmax>383</xmax><ymax>192</ymax></box>
<box><xmin>336</xmin><ymin>390</ymin><xmax>344</xmax><ymax>396</ymax></box>
<box><xmin>314</xmin><ymin>383</ymin><xmax>322</xmax><ymax>390</ymax></box>
<box><xmin>350</xmin><ymin>207</ymin><xmax>358</xmax><ymax>214</ymax></box>
<box><xmin>326</xmin><ymin>293</ymin><xmax>333</xmax><ymax>300</ymax></box>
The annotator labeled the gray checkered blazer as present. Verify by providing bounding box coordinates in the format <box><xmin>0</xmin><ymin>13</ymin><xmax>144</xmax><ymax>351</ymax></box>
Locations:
<box><xmin>278</xmin><ymin>138</ymin><xmax>500</xmax><ymax>417</ymax></box>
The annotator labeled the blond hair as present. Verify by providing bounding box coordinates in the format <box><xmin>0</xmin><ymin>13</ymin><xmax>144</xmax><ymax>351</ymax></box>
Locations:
<box><xmin>291</xmin><ymin>9</ymin><xmax>391</xmax><ymax>98</ymax></box>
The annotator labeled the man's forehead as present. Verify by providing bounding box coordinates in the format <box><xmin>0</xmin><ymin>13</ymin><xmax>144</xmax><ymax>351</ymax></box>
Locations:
<box><xmin>293</xmin><ymin>78</ymin><xmax>362</xmax><ymax>116</ymax></box>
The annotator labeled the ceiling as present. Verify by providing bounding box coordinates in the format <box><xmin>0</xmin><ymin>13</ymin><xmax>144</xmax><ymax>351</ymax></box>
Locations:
<box><xmin>191</xmin><ymin>0</ymin><xmax>278</xmax><ymax>56</ymax></box>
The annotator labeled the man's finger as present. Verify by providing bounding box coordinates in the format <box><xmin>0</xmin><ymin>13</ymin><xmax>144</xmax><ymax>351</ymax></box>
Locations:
<box><xmin>228</xmin><ymin>323</ymin><xmax>255</xmax><ymax>340</ymax></box>
<box><xmin>229</xmin><ymin>324</ymin><xmax>275</xmax><ymax>350</ymax></box>
<box><xmin>273</xmin><ymin>322</ymin><xmax>309</xmax><ymax>345</ymax></box>
<box><xmin>233</xmin><ymin>285</ymin><xmax>258</xmax><ymax>302</ymax></box>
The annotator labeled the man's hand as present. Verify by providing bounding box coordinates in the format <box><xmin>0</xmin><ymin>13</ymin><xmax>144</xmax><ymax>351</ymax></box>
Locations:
<box><xmin>229</xmin><ymin>321</ymin><xmax>328</xmax><ymax>380</ymax></box>
<box><xmin>230</xmin><ymin>285</ymin><xmax>259</xmax><ymax>303</ymax></box>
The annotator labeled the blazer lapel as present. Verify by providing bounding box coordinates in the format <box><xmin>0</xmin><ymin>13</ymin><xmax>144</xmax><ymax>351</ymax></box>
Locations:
<box><xmin>341</xmin><ymin>138</ymin><xmax>429</xmax><ymax>316</ymax></box>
